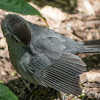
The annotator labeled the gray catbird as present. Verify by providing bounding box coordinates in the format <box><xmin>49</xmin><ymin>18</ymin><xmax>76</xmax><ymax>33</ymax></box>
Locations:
<box><xmin>1</xmin><ymin>14</ymin><xmax>100</xmax><ymax>95</ymax></box>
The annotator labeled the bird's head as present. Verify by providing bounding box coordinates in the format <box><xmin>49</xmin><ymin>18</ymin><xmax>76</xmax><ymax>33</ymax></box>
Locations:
<box><xmin>1</xmin><ymin>14</ymin><xmax>31</xmax><ymax>45</ymax></box>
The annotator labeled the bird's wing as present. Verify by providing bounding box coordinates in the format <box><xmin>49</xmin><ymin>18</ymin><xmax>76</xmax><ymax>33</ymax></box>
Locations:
<box><xmin>28</xmin><ymin>53</ymin><xmax>86</xmax><ymax>95</ymax></box>
<box><xmin>27</xmin><ymin>22</ymin><xmax>86</xmax><ymax>95</ymax></box>
<box><xmin>29</xmin><ymin>33</ymin><xmax>67</xmax><ymax>59</ymax></box>
<box><xmin>28</xmin><ymin>22</ymin><xmax>86</xmax><ymax>54</ymax></box>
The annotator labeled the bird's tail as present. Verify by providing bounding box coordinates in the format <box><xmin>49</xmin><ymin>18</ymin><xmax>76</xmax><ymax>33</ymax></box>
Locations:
<box><xmin>81</xmin><ymin>40</ymin><xmax>100</xmax><ymax>53</ymax></box>
<box><xmin>84</xmin><ymin>40</ymin><xmax>100</xmax><ymax>46</ymax></box>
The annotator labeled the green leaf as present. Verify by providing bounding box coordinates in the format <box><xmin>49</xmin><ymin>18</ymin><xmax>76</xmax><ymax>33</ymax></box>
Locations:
<box><xmin>0</xmin><ymin>0</ymin><xmax>40</xmax><ymax>16</ymax></box>
<box><xmin>0</xmin><ymin>0</ymin><xmax>48</xmax><ymax>26</ymax></box>
<box><xmin>0</xmin><ymin>81</ymin><xmax>4</xmax><ymax>83</ymax></box>
<box><xmin>0</xmin><ymin>84</ymin><xmax>18</xmax><ymax>100</ymax></box>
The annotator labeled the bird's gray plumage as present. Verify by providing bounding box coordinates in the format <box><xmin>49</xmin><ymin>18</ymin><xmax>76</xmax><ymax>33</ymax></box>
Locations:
<box><xmin>1</xmin><ymin>14</ymin><xmax>100</xmax><ymax>95</ymax></box>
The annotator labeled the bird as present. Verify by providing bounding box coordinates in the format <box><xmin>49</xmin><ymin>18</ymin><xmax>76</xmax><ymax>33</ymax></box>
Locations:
<box><xmin>1</xmin><ymin>14</ymin><xmax>100</xmax><ymax>96</ymax></box>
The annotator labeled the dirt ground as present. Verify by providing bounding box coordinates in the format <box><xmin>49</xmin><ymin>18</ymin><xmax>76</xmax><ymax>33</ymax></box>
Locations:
<box><xmin>0</xmin><ymin>0</ymin><xmax>100</xmax><ymax>100</ymax></box>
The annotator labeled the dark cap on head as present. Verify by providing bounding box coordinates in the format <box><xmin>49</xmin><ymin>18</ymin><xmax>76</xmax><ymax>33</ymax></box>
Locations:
<box><xmin>2</xmin><ymin>14</ymin><xmax>31</xmax><ymax>45</ymax></box>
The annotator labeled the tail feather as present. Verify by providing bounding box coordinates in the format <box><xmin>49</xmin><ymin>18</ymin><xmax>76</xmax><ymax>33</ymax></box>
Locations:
<box><xmin>83</xmin><ymin>46</ymin><xmax>100</xmax><ymax>53</ymax></box>
<box><xmin>81</xmin><ymin>40</ymin><xmax>100</xmax><ymax>53</ymax></box>
<box><xmin>84</xmin><ymin>40</ymin><xmax>100</xmax><ymax>46</ymax></box>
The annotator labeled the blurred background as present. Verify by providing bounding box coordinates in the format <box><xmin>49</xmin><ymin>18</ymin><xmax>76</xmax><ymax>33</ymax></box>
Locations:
<box><xmin>0</xmin><ymin>0</ymin><xmax>100</xmax><ymax>100</ymax></box>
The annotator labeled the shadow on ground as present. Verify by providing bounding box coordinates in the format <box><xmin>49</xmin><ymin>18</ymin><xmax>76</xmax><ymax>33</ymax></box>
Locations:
<box><xmin>6</xmin><ymin>78</ymin><xmax>60</xmax><ymax>100</ymax></box>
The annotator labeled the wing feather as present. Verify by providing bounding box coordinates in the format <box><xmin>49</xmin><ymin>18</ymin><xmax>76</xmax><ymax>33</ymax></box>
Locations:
<box><xmin>28</xmin><ymin>53</ymin><xmax>86</xmax><ymax>95</ymax></box>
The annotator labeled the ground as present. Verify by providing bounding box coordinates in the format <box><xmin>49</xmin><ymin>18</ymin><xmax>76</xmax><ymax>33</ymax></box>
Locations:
<box><xmin>0</xmin><ymin>0</ymin><xmax>100</xmax><ymax>100</ymax></box>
